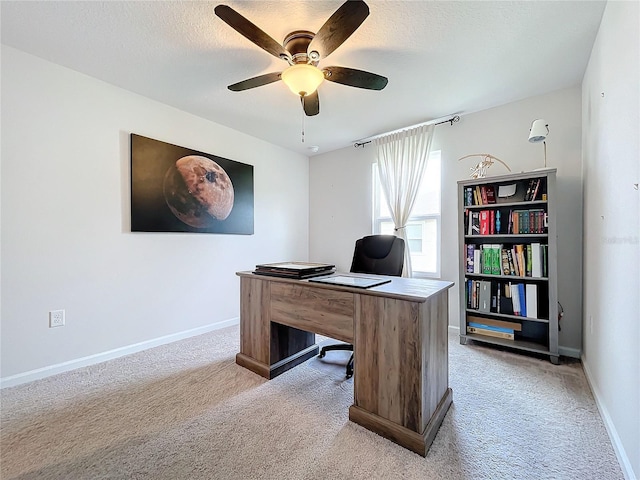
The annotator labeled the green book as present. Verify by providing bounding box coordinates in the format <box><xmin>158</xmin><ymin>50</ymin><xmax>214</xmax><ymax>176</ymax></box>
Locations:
<box><xmin>491</xmin><ymin>244</ymin><xmax>502</xmax><ymax>275</ymax></box>
<box><xmin>482</xmin><ymin>245</ymin><xmax>492</xmax><ymax>274</ymax></box>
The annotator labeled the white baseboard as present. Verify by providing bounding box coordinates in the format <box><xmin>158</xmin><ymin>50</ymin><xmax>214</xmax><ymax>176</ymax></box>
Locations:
<box><xmin>558</xmin><ymin>346</ymin><xmax>581</xmax><ymax>358</ymax></box>
<box><xmin>0</xmin><ymin>318</ymin><xmax>240</xmax><ymax>389</ymax></box>
<box><xmin>582</xmin><ymin>355</ymin><xmax>636</xmax><ymax>480</ymax></box>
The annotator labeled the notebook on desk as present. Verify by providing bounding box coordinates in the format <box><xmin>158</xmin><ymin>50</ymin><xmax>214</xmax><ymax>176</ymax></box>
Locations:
<box><xmin>308</xmin><ymin>275</ymin><xmax>391</xmax><ymax>289</ymax></box>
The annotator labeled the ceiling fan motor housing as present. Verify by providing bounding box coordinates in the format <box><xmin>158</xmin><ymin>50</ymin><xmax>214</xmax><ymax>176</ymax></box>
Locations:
<box><xmin>283</xmin><ymin>30</ymin><xmax>318</xmax><ymax>65</ymax></box>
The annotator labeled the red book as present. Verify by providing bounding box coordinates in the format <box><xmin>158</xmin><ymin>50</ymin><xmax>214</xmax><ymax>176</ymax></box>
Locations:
<box><xmin>480</xmin><ymin>210</ymin><xmax>490</xmax><ymax>235</ymax></box>
<box><xmin>485</xmin><ymin>186</ymin><xmax>497</xmax><ymax>204</ymax></box>
<box><xmin>490</xmin><ymin>210</ymin><xmax>495</xmax><ymax>234</ymax></box>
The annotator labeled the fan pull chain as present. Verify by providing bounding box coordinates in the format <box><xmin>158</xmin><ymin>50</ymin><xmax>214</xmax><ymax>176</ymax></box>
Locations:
<box><xmin>301</xmin><ymin>97</ymin><xmax>305</xmax><ymax>143</ymax></box>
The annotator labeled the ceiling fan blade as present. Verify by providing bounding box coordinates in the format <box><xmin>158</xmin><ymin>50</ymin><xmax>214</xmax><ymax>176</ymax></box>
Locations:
<box><xmin>228</xmin><ymin>72</ymin><xmax>282</xmax><ymax>91</ymax></box>
<box><xmin>323</xmin><ymin>66</ymin><xmax>388</xmax><ymax>90</ymax></box>
<box><xmin>301</xmin><ymin>91</ymin><xmax>320</xmax><ymax>116</ymax></box>
<box><xmin>215</xmin><ymin>5</ymin><xmax>291</xmax><ymax>61</ymax></box>
<box><xmin>307</xmin><ymin>0</ymin><xmax>369</xmax><ymax>61</ymax></box>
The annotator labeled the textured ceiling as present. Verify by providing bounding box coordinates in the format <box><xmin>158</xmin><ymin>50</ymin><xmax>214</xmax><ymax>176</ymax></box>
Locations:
<box><xmin>1</xmin><ymin>1</ymin><xmax>606</xmax><ymax>157</ymax></box>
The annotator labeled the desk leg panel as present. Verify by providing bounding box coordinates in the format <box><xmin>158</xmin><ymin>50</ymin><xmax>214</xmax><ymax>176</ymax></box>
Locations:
<box><xmin>354</xmin><ymin>296</ymin><xmax>423</xmax><ymax>431</ymax></box>
<box><xmin>349</xmin><ymin>387</ymin><xmax>452</xmax><ymax>457</ymax></box>
<box><xmin>423</xmin><ymin>292</ymin><xmax>450</xmax><ymax>423</ymax></box>
<box><xmin>239</xmin><ymin>277</ymin><xmax>271</xmax><ymax>365</ymax></box>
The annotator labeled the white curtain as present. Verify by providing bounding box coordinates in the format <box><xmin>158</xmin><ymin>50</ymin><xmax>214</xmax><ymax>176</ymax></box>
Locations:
<box><xmin>374</xmin><ymin>124</ymin><xmax>435</xmax><ymax>277</ymax></box>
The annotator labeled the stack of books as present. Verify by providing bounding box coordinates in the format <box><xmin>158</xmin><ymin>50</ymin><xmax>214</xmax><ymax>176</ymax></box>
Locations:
<box><xmin>253</xmin><ymin>262</ymin><xmax>335</xmax><ymax>279</ymax></box>
<box><xmin>466</xmin><ymin>315</ymin><xmax>520</xmax><ymax>340</ymax></box>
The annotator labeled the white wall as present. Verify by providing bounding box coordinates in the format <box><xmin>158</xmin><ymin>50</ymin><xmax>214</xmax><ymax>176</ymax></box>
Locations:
<box><xmin>310</xmin><ymin>86</ymin><xmax>583</xmax><ymax>355</ymax></box>
<box><xmin>581</xmin><ymin>1</ymin><xmax>639</xmax><ymax>478</ymax></box>
<box><xmin>1</xmin><ymin>46</ymin><xmax>309</xmax><ymax>382</ymax></box>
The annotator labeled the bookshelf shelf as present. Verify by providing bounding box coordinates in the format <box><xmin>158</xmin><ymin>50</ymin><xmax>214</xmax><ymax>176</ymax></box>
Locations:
<box><xmin>458</xmin><ymin>169</ymin><xmax>559</xmax><ymax>364</ymax></box>
<box><xmin>463</xmin><ymin>333</ymin><xmax>552</xmax><ymax>356</ymax></box>
<box><xmin>464</xmin><ymin>309</ymin><xmax>550</xmax><ymax>324</ymax></box>
<box><xmin>465</xmin><ymin>273</ymin><xmax>549</xmax><ymax>282</ymax></box>
<box><xmin>465</xmin><ymin>234</ymin><xmax>549</xmax><ymax>239</ymax></box>
<box><xmin>465</xmin><ymin>200</ymin><xmax>548</xmax><ymax>210</ymax></box>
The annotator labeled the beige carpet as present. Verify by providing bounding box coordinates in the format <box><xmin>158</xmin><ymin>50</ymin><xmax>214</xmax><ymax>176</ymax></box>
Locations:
<box><xmin>1</xmin><ymin>326</ymin><xmax>623</xmax><ymax>479</ymax></box>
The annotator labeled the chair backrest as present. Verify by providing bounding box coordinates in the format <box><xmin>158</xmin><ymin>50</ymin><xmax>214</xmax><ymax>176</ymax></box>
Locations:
<box><xmin>350</xmin><ymin>235</ymin><xmax>405</xmax><ymax>277</ymax></box>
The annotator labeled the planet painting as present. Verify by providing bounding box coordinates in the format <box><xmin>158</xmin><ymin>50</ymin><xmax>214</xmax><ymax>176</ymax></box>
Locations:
<box><xmin>163</xmin><ymin>155</ymin><xmax>235</xmax><ymax>228</ymax></box>
<box><xmin>130</xmin><ymin>134</ymin><xmax>254</xmax><ymax>234</ymax></box>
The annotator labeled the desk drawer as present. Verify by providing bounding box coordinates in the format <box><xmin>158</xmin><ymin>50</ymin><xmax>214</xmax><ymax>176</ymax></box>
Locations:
<box><xmin>270</xmin><ymin>283</ymin><xmax>354</xmax><ymax>343</ymax></box>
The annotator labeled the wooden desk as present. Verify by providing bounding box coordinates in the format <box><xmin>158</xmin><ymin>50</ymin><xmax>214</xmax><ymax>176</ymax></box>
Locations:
<box><xmin>235</xmin><ymin>271</ymin><xmax>454</xmax><ymax>456</ymax></box>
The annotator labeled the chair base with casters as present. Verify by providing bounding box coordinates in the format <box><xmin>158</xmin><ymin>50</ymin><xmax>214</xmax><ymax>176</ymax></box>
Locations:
<box><xmin>319</xmin><ymin>343</ymin><xmax>354</xmax><ymax>379</ymax></box>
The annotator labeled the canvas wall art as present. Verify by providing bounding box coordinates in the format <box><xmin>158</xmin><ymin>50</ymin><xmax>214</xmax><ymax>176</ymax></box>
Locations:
<box><xmin>131</xmin><ymin>134</ymin><xmax>254</xmax><ymax>234</ymax></box>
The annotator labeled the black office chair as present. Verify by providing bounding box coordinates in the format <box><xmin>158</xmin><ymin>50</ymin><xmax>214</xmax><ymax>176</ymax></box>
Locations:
<box><xmin>318</xmin><ymin>235</ymin><xmax>405</xmax><ymax>378</ymax></box>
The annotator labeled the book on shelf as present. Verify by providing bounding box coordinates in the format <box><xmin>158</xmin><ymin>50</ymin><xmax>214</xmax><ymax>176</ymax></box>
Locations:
<box><xmin>506</xmin><ymin>249</ymin><xmax>516</xmax><ymax>275</ymax></box>
<box><xmin>511</xmin><ymin>282</ymin><xmax>521</xmax><ymax>315</ymax></box>
<box><xmin>482</xmin><ymin>245</ymin><xmax>492</xmax><ymax>274</ymax></box>
<box><xmin>475</xmin><ymin>186</ymin><xmax>483</xmax><ymax>205</ymax></box>
<box><xmin>531</xmin><ymin>242</ymin><xmax>542</xmax><ymax>277</ymax></box>
<box><xmin>491</xmin><ymin>244</ymin><xmax>502</xmax><ymax>275</ymax></box>
<box><xmin>478</xmin><ymin>280</ymin><xmax>491</xmax><ymax>312</ymax></box>
<box><xmin>518</xmin><ymin>283</ymin><xmax>527</xmax><ymax>317</ymax></box>
<box><xmin>473</xmin><ymin>249</ymin><xmax>481</xmax><ymax>274</ymax></box>
<box><xmin>468</xmin><ymin>322</ymin><xmax>513</xmax><ymax>334</ymax></box>
<box><xmin>524</xmin><ymin>178</ymin><xmax>542</xmax><ymax>201</ymax></box>
<box><xmin>501</xmin><ymin>248</ymin><xmax>511</xmax><ymax>275</ymax></box>
<box><xmin>466</xmin><ymin>244</ymin><xmax>475</xmax><ymax>273</ymax></box>
<box><xmin>468</xmin><ymin>280</ymin><xmax>480</xmax><ymax>309</ymax></box>
<box><xmin>480</xmin><ymin>210</ymin><xmax>490</xmax><ymax>235</ymax></box>
<box><xmin>491</xmin><ymin>282</ymin><xmax>498</xmax><ymax>311</ymax></box>
<box><xmin>525</xmin><ymin>284</ymin><xmax>538</xmax><ymax>319</ymax></box>
<box><xmin>510</xmin><ymin>246</ymin><xmax>519</xmax><ymax>276</ymax></box>
<box><xmin>485</xmin><ymin>185</ymin><xmax>497</xmax><ymax>204</ymax></box>
<box><xmin>470</xmin><ymin>211</ymin><xmax>480</xmax><ymax>235</ymax></box>
<box><xmin>524</xmin><ymin>179</ymin><xmax>535</xmax><ymax>201</ymax></box>
<box><xmin>480</xmin><ymin>186</ymin><xmax>488</xmax><ymax>205</ymax></box>
<box><xmin>464</xmin><ymin>187</ymin><xmax>474</xmax><ymax>206</ymax></box>
<box><xmin>515</xmin><ymin>244</ymin><xmax>525</xmax><ymax>276</ymax></box>
<box><xmin>531</xmin><ymin>178</ymin><xmax>542</xmax><ymax>200</ymax></box>
<box><xmin>467</xmin><ymin>314</ymin><xmax>522</xmax><ymax>331</ymax></box>
<box><xmin>467</xmin><ymin>326</ymin><xmax>515</xmax><ymax>340</ymax></box>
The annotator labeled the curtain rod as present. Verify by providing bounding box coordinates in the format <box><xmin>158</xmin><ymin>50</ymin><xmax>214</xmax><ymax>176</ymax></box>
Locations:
<box><xmin>353</xmin><ymin>115</ymin><xmax>460</xmax><ymax>148</ymax></box>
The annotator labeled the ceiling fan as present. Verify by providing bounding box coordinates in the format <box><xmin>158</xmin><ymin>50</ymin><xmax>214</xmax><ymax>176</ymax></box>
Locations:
<box><xmin>214</xmin><ymin>0</ymin><xmax>388</xmax><ymax>116</ymax></box>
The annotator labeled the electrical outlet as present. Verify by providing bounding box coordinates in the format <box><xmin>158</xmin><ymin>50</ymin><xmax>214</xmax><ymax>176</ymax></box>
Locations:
<box><xmin>49</xmin><ymin>310</ymin><xmax>65</xmax><ymax>328</ymax></box>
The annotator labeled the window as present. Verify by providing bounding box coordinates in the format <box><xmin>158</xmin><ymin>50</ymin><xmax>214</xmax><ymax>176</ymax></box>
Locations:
<box><xmin>372</xmin><ymin>150</ymin><xmax>441</xmax><ymax>277</ymax></box>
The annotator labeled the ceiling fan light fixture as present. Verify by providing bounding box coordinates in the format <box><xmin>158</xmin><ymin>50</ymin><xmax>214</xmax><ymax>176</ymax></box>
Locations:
<box><xmin>281</xmin><ymin>64</ymin><xmax>324</xmax><ymax>97</ymax></box>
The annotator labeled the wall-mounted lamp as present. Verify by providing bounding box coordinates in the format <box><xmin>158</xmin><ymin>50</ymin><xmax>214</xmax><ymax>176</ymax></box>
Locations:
<box><xmin>281</xmin><ymin>64</ymin><xmax>324</xmax><ymax>97</ymax></box>
<box><xmin>528</xmin><ymin>119</ymin><xmax>549</xmax><ymax>168</ymax></box>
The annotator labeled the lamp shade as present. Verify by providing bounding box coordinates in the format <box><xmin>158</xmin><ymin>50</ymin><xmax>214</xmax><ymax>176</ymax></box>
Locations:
<box><xmin>529</xmin><ymin>119</ymin><xmax>549</xmax><ymax>143</ymax></box>
<box><xmin>281</xmin><ymin>64</ymin><xmax>324</xmax><ymax>97</ymax></box>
